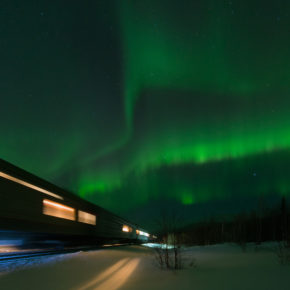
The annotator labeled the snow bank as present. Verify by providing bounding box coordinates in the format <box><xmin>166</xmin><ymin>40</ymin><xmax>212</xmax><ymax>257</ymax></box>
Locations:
<box><xmin>0</xmin><ymin>243</ymin><xmax>289</xmax><ymax>290</ymax></box>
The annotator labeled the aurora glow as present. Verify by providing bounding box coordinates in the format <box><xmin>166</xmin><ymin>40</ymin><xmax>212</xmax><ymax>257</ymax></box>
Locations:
<box><xmin>1</xmin><ymin>1</ymin><xmax>290</xmax><ymax>227</ymax></box>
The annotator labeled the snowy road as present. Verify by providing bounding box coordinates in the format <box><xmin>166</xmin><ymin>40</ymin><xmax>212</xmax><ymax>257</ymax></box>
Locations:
<box><xmin>0</xmin><ymin>244</ymin><xmax>289</xmax><ymax>290</ymax></box>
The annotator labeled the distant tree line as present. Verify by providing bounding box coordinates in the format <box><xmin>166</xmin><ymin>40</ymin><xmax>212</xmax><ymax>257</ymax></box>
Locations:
<box><xmin>174</xmin><ymin>196</ymin><xmax>290</xmax><ymax>246</ymax></box>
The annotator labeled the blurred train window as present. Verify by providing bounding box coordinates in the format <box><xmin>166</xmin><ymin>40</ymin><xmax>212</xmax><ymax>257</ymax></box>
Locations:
<box><xmin>0</xmin><ymin>171</ymin><xmax>63</xmax><ymax>200</ymax></box>
<box><xmin>122</xmin><ymin>225</ymin><xmax>132</xmax><ymax>232</ymax></box>
<box><xmin>136</xmin><ymin>230</ymin><xmax>150</xmax><ymax>237</ymax></box>
<box><xmin>43</xmin><ymin>199</ymin><xmax>75</xmax><ymax>221</ymax></box>
<box><xmin>78</xmin><ymin>210</ymin><xmax>96</xmax><ymax>225</ymax></box>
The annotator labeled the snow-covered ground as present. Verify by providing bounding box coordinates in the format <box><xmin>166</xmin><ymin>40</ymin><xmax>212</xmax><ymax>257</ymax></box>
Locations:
<box><xmin>0</xmin><ymin>243</ymin><xmax>289</xmax><ymax>290</ymax></box>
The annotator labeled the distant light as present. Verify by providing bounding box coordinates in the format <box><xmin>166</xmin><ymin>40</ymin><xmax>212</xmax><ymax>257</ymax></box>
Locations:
<box><xmin>142</xmin><ymin>243</ymin><xmax>174</xmax><ymax>249</ymax></box>
<box><xmin>0</xmin><ymin>171</ymin><xmax>63</xmax><ymax>200</ymax></box>
<box><xmin>43</xmin><ymin>199</ymin><xmax>75</xmax><ymax>221</ymax></box>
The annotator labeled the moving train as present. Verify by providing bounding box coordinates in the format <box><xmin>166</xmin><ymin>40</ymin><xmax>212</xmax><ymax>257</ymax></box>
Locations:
<box><xmin>0</xmin><ymin>159</ymin><xmax>153</xmax><ymax>245</ymax></box>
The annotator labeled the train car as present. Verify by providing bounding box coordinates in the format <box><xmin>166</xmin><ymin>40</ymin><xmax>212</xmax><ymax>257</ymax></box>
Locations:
<box><xmin>0</xmin><ymin>159</ymin><xmax>152</xmax><ymax>245</ymax></box>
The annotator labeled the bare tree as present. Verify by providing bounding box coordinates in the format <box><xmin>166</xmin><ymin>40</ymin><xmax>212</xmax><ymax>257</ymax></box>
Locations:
<box><xmin>154</xmin><ymin>210</ymin><xmax>183</xmax><ymax>270</ymax></box>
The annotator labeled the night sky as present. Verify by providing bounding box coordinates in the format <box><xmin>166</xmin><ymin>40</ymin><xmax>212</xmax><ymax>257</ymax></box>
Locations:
<box><xmin>1</xmin><ymin>1</ymin><xmax>290</xmax><ymax>229</ymax></box>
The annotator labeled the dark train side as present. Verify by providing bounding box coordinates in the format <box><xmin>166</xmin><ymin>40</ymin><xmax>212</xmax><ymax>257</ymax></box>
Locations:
<box><xmin>0</xmin><ymin>159</ymin><xmax>153</xmax><ymax>245</ymax></box>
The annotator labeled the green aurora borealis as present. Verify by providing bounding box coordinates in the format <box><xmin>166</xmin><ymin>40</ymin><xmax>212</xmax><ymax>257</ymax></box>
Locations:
<box><xmin>1</xmin><ymin>1</ymin><xmax>290</xmax><ymax>226</ymax></box>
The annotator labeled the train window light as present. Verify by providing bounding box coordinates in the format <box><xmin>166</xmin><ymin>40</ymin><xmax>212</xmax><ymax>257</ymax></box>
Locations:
<box><xmin>43</xmin><ymin>199</ymin><xmax>75</xmax><ymax>221</ymax></box>
<box><xmin>0</xmin><ymin>171</ymin><xmax>63</xmax><ymax>200</ymax></box>
<box><xmin>136</xmin><ymin>230</ymin><xmax>150</xmax><ymax>237</ymax></box>
<box><xmin>122</xmin><ymin>225</ymin><xmax>132</xmax><ymax>232</ymax></box>
<box><xmin>78</xmin><ymin>210</ymin><xmax>96</xmax><ymax>225</ymax></box>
